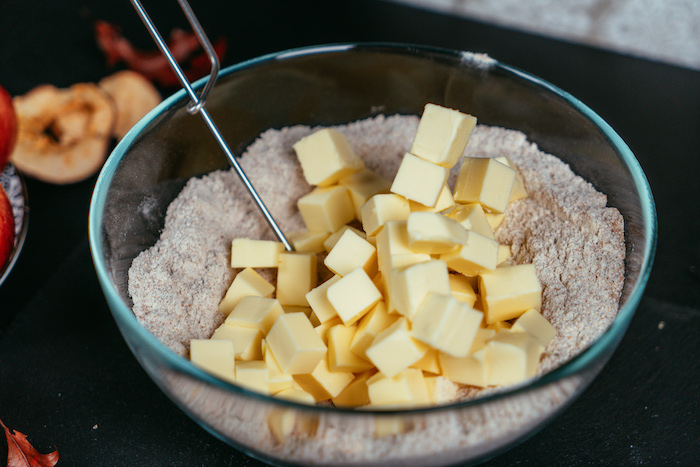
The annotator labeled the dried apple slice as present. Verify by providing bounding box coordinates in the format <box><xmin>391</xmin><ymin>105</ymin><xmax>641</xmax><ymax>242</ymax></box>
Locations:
<box><xmin>98</xmin><ymin>70</ymin><xmax>161</xmax><ymax>140</ymax></box>
<box><xmin>11</xmin><ymin>83</ymin><xmax>116</xmax><ymax>184</ymax></box>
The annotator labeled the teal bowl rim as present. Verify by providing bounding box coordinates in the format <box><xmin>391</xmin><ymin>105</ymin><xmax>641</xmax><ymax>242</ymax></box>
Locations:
<box><xmin>88</xmin><ymin>42</ymin><xmax>657</xmax><ymax>416</ymax></box>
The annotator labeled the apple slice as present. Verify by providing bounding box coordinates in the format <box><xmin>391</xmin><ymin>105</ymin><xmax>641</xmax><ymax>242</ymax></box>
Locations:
<box><xmin>0</xmin><ymin>85</ymin><xmax>17</xmax><ymax>171</ymax></box>
<box><xmin>0</xmin><ymin>185</ymin><xmax>14</xmax><ymax>269</ymax></box>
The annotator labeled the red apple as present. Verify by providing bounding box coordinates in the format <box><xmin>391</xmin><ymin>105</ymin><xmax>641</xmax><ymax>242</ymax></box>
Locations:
<box><xmin>0</xmin><ymin>84</ymin><xmax>17</xmax><ymax>171</ymax></box>
<box><xmin>0</xmin><ymin>185</ymin><xmax>14</xmax><ymax>269</ymax></box>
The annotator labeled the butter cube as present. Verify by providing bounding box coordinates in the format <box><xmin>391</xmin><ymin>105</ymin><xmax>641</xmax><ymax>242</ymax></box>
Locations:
<box><xmin>235</xmin><ymin>360</ymin><xmax>269</xmax><ymax>395</ymax></box>
<box><xmin>230</xmin><ymin>238</ymin><xmax>285</xmax><ymax>268</ymax></box>
<box><xmin>306</xmin><ymin>275</ymin><xmax>342</xmax><ymax>324</ymax></box>
<box><xmin>267</xmin><ymin>312</ymin><xmax>327</xmax><ymax>375</ymax></box>
<box><xmin>376</xmin><ymin>220</ymin><xmax>431</xmax><ymax>273</ymax></box>
<box><xmin>277</xmin><ymin>252</ymin><xmax>317</xmax><ymax>307</ymax></box>
<box><xmin>323</xmin><ymin>225</ymin><xmax>366</xmax><ymax>252</ymax></box>
<box><xmin>411</xmin><ymin>348</ymin><xmax>441</xmax><ymax>374</ymax></box>
<box><xmin>469</xmin><ymin>327</ymin><xmax>496</xmax><ymax>353</ymax></box>
<box><xmin>485</xmin><ymin>212</ymin><xmax>505</xmax><ymax>230</ymax></box>
<box><xmin>360</xmin><ymin>193</ymin><xmax>411</xmax><ymax>237</ymax></box>
<box><xmin>484</xmin><ymin>331</ymin><xmax>543</xmax><ymax>386</ymax></box>
<box><xmin>288</xmin><ymin>230</ymin><xmax>330</xmax><ymax>253</ymax></box>
<box><xmin>282</xmin><ymin>306</ymin><xmax>313</xmax><ymax>316</ymax></box>
<box><xmin>211</xmin><ymin>323</ymin><xmax>263</xmax><ymax>361</ymax></box>
<box><xmin>449</xmin><ymin>274</ymin><xmax>477</xmax><ymax>307</ymax></box>
<box><xmin>386</xmin><ymin>259</ymin><xmax>451</xmax><ymax>321</ymax></box>
<box><xmin>367</xmin><ymin>368</ymin><xmax>430</xmax><ymax>407</ymax></box>
<box><xmin>275</xmin><ymin>387</ymin><xmax>316</xmax><ymax>405</ymax></box>
<box><xmin>511</xmin><ymin>308</ymin><xmax>557</xmax><ymax>348</ymax></box>
<box><xmin>225</xmin><ymin>296</ymin><xmax>284</xmax><ymax>336</ymax></box>
<box><xmin>314</xmin><ymin>316</ymin><xmax>344</xmax><ymax>344</ymax></box>
<box><xmin>293</xmin><ymin>355</ymin><xmax>355</xmax><ymax>402</ymax></box>
<box><xmin>498</xmin><ymin>244</ymin><xmax>512</xmax><ymax>266</ymax></box>
<box><xmin>262</xmin><ymin>340</ymin><xmax>294</xmax><ymax>394</ymax></box>
<box><xmin>495</xmin><ymin>156</ymin><xmax>528</xmax><ymax>202</ymax></box>
<box><xmin>439</xmin><ymin>349</ymin><xmax>487</xmax><ymax>388</ymax></box>
<box><xmin>297</xmin><ymin>186</ymin><xmax>355</xmax><ymax>233</ymax></box>
<box><xmin>408</xmin><ymin>184</ymin><xmax>455</xmax><ymax>213</ymax></box>
<box><xmin>327</xmin><ymin>324</ymin><xmax>374</xmax><ymax>373</ymax></box>
<box><xmin>390</xmin><ymin>153</ymin><xmax>449</xmax><ymax>208</ymax></box>
<box><xmin>218</xmin><ymin>268</ymin><xmax>275</xmax><ymax>316</ymax></box>
<box><xmin>324</xmin><ymin>228</ymin><xmax>378</xmax><ymax>277</ymax></box>
<box><xmin>406</xmin><ymin>211</ymin><xmax>468</xmax><ymax>254</ymax></box>
<box><xmin>293</xmin><ymin>128</ymin><xmax>364</xmax><ymax>186</ymax></box>
<box><xmin>445</xmin><ymin>203</ymin><xmax>495</xmax><ymax>240</ymax></box>
<box><xmin>454</xmin><ymin>157</ymin><xmax>516</xmax><ymax>213</ymax></box>
<box><xmin>366</xmin><ymin>318</ymin><xmax>428</xmax><ymax>378</ymax></box>
<box><xmin>332</xmin><ymin>370</ymin><xmax>375</xmax><ymax>408</ymax></box>
<box><xmin>410</xmin><ymin>103</ymin><xmax>477</xmax><ymax>168</ymax></box>
<box><xmin>339</xmin><ymin>168</ymin><xmax>392</xmax><ymax>218</ymax></box>
<box><xmin>412</xmin><ymin>293</ymin><xmax>483</xmax><ymax>357</ymax></box>
<box><xmin>327</xmin><ymin>268</ymin><xmax>383</xmax><ymax>325</ymax></box>
<box><xmin>189</xmin><ymin>339</ymin><xmax>236</xmax><ymax>384</ymax></box>
<box><xmin>349</xmin><ymin>301</ymin><xmax>398</xmax><ymax>360</ymax></box>
<box><xmin>439</xmin><ymin>230</ymin><xmax>499</xmax><ymax>276</ymax></box>
<box><xmin>479</xmin><ymin>263</ymin><xmax>542</xmax><ymax>324</ymax></box>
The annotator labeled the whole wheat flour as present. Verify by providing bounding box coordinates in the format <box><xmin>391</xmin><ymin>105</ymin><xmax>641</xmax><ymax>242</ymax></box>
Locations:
<box><xmin>128</xmin><ymin>113</ymin><xmax>625</xmax><ymax>394</ymax></box>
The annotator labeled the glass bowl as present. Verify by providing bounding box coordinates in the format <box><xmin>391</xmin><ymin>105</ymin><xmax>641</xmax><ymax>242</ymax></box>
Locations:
<box><xmin>88</xmin><ymin>43</ymin><xmax>656</xmax><ymax>466</ymax></box>
<box><xmin>0</xmin><ymin>163</ymin><xmax>29</xmax><ymax>287</ymax></box>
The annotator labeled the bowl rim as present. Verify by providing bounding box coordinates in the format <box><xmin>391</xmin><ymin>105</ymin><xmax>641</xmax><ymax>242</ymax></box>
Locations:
<box><xmin>88</xmin><ymin>41</ymin><xmax>657</xmax><ymax>415</ymax></box>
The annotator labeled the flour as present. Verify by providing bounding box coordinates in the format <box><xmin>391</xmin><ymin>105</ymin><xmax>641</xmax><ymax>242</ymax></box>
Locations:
<box><xmin>128</xmin><ymin>113</ymin><xmax>624</xmax><ymax>394</ymax></box>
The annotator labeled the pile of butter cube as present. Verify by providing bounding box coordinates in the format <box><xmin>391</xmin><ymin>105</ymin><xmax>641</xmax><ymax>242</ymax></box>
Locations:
<box><xmin>190</xmin><ymin>103</ymin><xmax>557</xmax><ymax>409</ymax></box>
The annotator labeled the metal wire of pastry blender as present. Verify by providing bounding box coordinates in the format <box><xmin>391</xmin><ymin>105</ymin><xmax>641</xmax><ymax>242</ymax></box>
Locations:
<box><xmin>130</xmin><ymin>0</ymin><xmax>293</xmax><ymax>251</ymax></box>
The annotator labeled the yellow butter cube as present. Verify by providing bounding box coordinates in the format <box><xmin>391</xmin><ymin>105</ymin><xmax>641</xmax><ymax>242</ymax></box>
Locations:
<box><xmin>327</xmin><ymin>324</ymin><xmax>374</xmax><ymax>373</ymax></box>
<box><xmin>235</xmin><ymin>360</ymin><xmax>269</xmax><ymax>395</ymax></box>
<box><xmin>323</xmin><ymin>225</ymin><xmax>366</xmax><ymax>252</ymax></box>
<box><xmin>469</xmin><ymin>327</ymin><xmax>495</xmax><ymax>353</ymax></box>
<box><xmin>390</xmin><ymin>153</ymin><xmax>449</xmax><ymax>208</ymax></box>
<box><xmin>511</xmin><ymin>308</ymin><xmax>557</xmax><ymax>348</ymax></box>
<box><xmin>339</xmin><ymin>168</ymin><xmax>392</xmax><ymax>218</ymax></box>
<box><xmin>306</xmin><ymin>275</ymin><xmax>341</xmax><ymax>324</ymax></box>
<box><xmin>439</xmin><ymin>349</ymin><xmax>487</xmax><ymax>388</ymax></box>
<box><xmin>376</xmin><ymin>220</ymin><xmax>431</xmax><ymax>273</ymax></box>
<box><xmin>454</xmin><ymin>157</ymin><xmax>516</xmax><ymax>213</ymax></box>
<box><xmin>484</xmin><ymin>331</ymin><xmax>543</xmax><ymax>386</ymax></box>
<box><xmin>365</xmin><ymin>318</ymin><xmax>428</xmax><ymax>378</ymax></box>
<box><xmin>211</xmin><ymin>323</ymin><xmax>263</xmax><ymax>361</ymax></box>
<box><xmin>327</xmin><ymin>268</ymin><xmax>383</xmax><ymax>325</ymax></box>
<box><xmin>367</xmin><ymin>367</ymin><xmax>430</xmax><ymax>407</ymax></box>
<box><xmin>498</xmin><ymin>244</ymin><xmax>512</xmax><ymax>266</ymax></box>
<box><xmin>314</xmin><ymin>316</ymin><xmax>344</xmax><ymax>345</ymax></box>
<box><xmin>275</xmin><ymin>387</ymin><xmax>316</xmax><ymax>405</ymax></box>
<box><xmin>411</xmin><ymin>348</ymin><xmax>441</xmax><ymax>374</ymax></box>
<box><xmin>479</xmin><ymin>263</ymin><xmax>542</xmax><ymax>324</ymax></box>
<box><xmin>406</xmin><ymin>211</ymin><xmax>468</xmax><ymax>254</ymax></box>
<box><xmin>293</xmin><ymin>128</ymin><xmax>364</xmax><ymax>186</ymax></box>
<box><xmin>288</xmin><ymin>230</ymin><xmax>330</xmax><ymax>253</ymax></box>
<box><xmin>189</xmin><ymin>339</ymin><xmax>236</xmax><ymax>384</ymax></box>
<box><xmin>408</xmin><ymin>184</ymin><xmax>455</xmax><ymax>213</ymax></box>
<box><xmin>293</xmin><ymin>355</ymin><xmax>355</xmax><ymax>402</ymax></box>
<box><xmin>360</xmin><ymin>193</ymin><xmax>411</xmax><ymax>237</ymax></box>
<box><xmin>440</xmin><ymin>230</ymin><xmax>499</xmax><ymax>276</ymax></box>
<box><xmin>485</xmin><ymin>212</ymin><xmax>505</xmax><ymax>230</ymax></box>
<box><xmin>218</xmin><ymin>268</ymin><xmax>275</xmax><ymax>316</ymax></box>
<box><xmin>282</xmin><ymin>305</ymin><xmax>313</xmax><ymax>316</ymax></box>
<box><xmin>410</xmin><ymin>103</ymin><xmax>477</xmax><ymax>168</ymax></box>
<box><xmin>297</xmin><ymin>186</ymin><xmax>355</xmax><ymax>233</ymax></box>
<box><xmin>225</xmin><ymin>296</ymin><xmax>284</xmax><ymax>336</ymax></box>
<box><xmin>277</xmin><ymin>252</ymin><xmax>317</xmax><ymax>307</ymax></box>
<box><xmin>349</xmin><ymin>301</ymin><xmax>398</xmax><ymax>360</ymax></box>
<box><xmin>267</xmin><ymin>312</ymin><xmax>327</xmax><ymax>375</ymax></box>
<box><xmin>449</xmin><ymin>274</ymin><xmax>477</xmax><ymax>307</ymax></box>
<box><xmin>445</xmin><ymin>203</ymin><xmax>495</xmax><ymax>240</ymax></box>
<box><xmin>332</xmin><ymin>370</ymin><xmax>375</xmax><ymax>408</ymax></box>
<box><xmin>386</xmin><ymin>259</ymin><xmax>451</xmax><ymax>321</ymax></box>
<box><xmin>495</xmin><ymin>156</ymin><xmax>528</xmax><ymax>202</ymax></box>
<box><xmin>261</xmin><ymin>340</ymin><xmax>294</xmax><ymax>394</ymax></box>
<box><xmin>412</xmin><ymin>293</ymin><xmax>483</xmax><ymax>357</ymax></box>
<box><xmin>230</xmin><ymin>238</ymin><xmax>285</xmax><ymax>268</ymax></box>
<box><xmin>324</xmin><ymin>228</ymin><xmax>378</xmax><ymax>277</ymax></box>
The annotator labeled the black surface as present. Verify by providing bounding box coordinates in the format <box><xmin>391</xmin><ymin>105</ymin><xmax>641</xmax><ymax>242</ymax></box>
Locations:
<box><xmin>1</xmin><ymin>0</ymin><xmax>698</xmax><ymax>465</ymax></box>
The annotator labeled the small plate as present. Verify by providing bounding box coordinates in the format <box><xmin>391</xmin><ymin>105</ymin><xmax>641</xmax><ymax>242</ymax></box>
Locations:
<box><xmin>0</xmin><ymin>163</ymin><xmax>29</xmax><ymax>286</ymax></box>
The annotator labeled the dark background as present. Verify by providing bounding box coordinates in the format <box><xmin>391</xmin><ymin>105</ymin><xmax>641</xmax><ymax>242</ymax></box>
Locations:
<box><xmin>1</xmin><ymin>0</ymin><xmax>698</xmax><ymax>465</ymax></box>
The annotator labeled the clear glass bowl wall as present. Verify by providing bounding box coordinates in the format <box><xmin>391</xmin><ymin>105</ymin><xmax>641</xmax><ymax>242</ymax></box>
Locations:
<box><xmin>89</xmin><ymin>44</ymin><xmax>656</xmax><ymax>466</ymax></box>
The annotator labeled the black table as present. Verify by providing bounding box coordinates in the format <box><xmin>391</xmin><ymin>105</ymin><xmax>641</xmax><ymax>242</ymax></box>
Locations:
<box><xmin>1</xmin><ymin>1</ymin><xmax>698</xmax><ymax>465</ymax></box>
